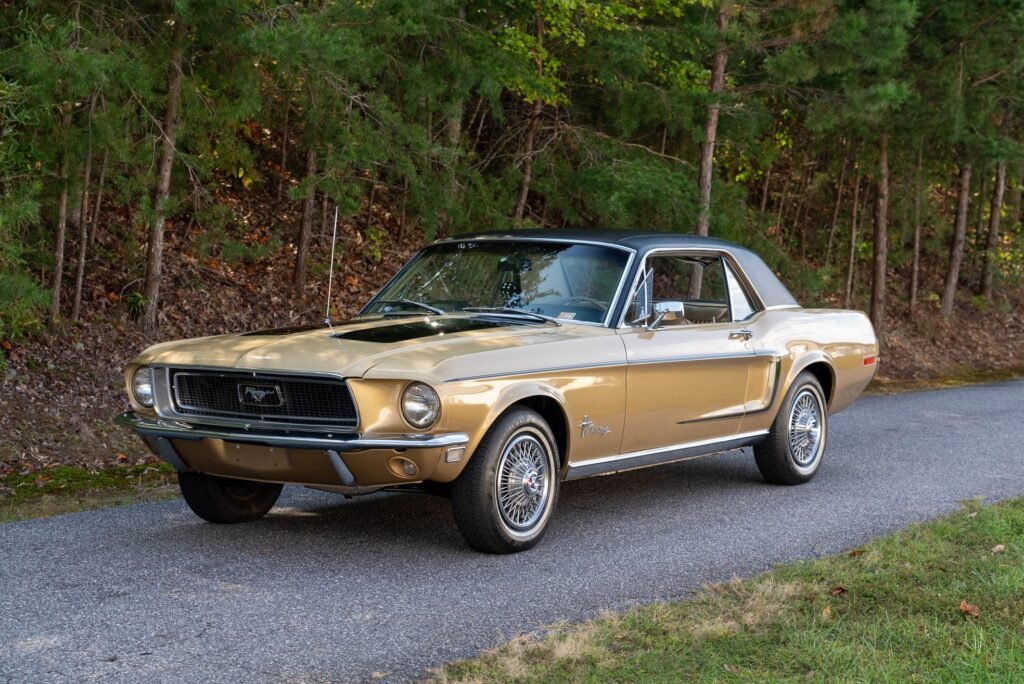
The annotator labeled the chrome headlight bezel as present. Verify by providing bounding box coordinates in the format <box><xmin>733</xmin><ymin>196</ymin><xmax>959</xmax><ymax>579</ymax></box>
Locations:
<box><xmin>401</xmin><ymin>382</ymin><xmax>440</xmax><ymax>429</ymax></box>
<box><xmin>132</xmin><ymin>366</ymin><xmax>155</xmax><ymax>408</ymax></box>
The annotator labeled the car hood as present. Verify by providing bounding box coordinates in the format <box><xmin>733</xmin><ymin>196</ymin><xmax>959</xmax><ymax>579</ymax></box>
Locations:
<box><xmin>132</xmin><ymin>315</ymin><xmax>620</xmax><ymax>381</ymax></box>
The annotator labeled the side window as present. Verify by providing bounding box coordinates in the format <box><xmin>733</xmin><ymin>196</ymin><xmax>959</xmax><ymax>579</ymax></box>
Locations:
<box><xmin>634</xmin><ymin>254</ymin><xmax>731</xmax><ymax>325</ymax></box>
<box><xmin>724</xmin><ymin>261</ymin><xmax>756</xmax><ymax>321</ymax></box>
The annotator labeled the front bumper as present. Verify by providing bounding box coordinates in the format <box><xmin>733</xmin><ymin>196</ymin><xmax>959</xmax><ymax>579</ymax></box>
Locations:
<box><xmin>116</xmin><ymin>412</ymin><xmax>469</xmax><ymax>451</ymax></box>
<box><xmin>116</xmin><ymin>412</ymin><xmax>470</xmax><ymax>488</ymax></box>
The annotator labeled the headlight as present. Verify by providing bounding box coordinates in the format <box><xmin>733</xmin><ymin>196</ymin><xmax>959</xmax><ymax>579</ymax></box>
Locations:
<box><xmin>401</xmin><ymin>382</ymin><xmax>440</xmax><ymax>429</ymax></box>
<box><xmin>132</xmin><ymin>367</ymin><xmax>155</xmax><ymax>408</ymax></box>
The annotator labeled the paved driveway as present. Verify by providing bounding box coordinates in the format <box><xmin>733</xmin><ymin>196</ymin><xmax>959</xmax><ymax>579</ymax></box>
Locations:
<box><xmin>2</xmin><ymin>380</ymin><xmax>1022</xmax><ymax>682</ymax></box>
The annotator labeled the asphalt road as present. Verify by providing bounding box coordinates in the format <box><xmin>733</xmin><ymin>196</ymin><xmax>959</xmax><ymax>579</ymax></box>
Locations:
<box><xmin>2</xmin><ymin>379</ymin><xmax>1023</xmax><ymax>683</ymax></box>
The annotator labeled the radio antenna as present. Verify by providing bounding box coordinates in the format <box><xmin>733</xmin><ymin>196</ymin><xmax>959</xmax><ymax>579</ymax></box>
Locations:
<box><xmin>324</xmin><ymin>204</ymin><xmax>339</xmax><ymax>331</ymax></box>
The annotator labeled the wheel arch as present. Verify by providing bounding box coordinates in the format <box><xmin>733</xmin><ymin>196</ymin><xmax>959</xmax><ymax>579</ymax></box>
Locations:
<box><xmin>789</xmin><ymin>356</ymin><xmax>835</xmax><ymax>409</ymax></box>
<box><xmin>509</xmin><ymin>395</ymin><xmax>570</xmax><ymax>469</ymax></box>
<box><xmin>476</xmin><ymin>384</ymin><xmax>571</xmax><ymax>470</ymax></box>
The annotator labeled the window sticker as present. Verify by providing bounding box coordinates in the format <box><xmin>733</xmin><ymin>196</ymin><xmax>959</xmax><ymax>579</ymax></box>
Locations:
<box><xmin>557</xmin><ymin>312</ymin><xmax>576</xmax><ymax>320</ymax></box>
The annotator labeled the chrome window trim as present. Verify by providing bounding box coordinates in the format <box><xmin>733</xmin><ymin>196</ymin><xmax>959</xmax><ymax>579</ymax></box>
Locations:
<box><xmin>615</xmin><ymin>247</ymin><xmax>768</xmax><ymax>329</ymax></box>
<box><xmin>150</xmin><ymin>365</ymin><xmax>361</xmax><ymax>434</ymax></box>
<box><xmin>432</xmin><ymin>235</ymin><xmax>636</xmax><ymax>253</ymax></box>
<box><xmin>362</xmin><ymin>237</ymin><xmax>637</xmax><ymax>329</ymax></box>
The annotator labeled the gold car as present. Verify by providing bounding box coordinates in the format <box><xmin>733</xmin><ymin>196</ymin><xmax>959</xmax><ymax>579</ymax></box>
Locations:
<box><xmin>118</xmin><ymin>231</ymin><xmax>878</xmax><ymax>553</ymax></box>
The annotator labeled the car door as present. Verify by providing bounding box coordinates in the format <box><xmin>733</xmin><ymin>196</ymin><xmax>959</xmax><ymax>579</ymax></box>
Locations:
<box><xmin>617</xmin><ymin>251</ymin><xmax>770</xmax><ymax>455</ymax></box>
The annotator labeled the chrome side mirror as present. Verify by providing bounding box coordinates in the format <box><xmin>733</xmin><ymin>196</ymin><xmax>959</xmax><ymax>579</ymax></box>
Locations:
<box><xmin>647</xmin><ymin>301</ymin><xmax>684</xmax><ymax>331</ymax></box>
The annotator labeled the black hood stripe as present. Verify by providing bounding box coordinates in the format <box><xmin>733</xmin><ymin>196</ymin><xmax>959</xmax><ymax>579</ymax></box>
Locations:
<box><xmin>331</xmin><ymin>318</ymin><xmax>511</xmax><ymax>343</ymax></box>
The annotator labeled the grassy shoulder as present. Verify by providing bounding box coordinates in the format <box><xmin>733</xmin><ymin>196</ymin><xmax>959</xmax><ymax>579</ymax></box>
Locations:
<box><xmin>433</xmin><ymin>497</ymin><xmax>1024</xmax><ymax>682</ymax></box>
<box><xmin>0</xmin><ymin>463</ymin><xmax>178</xmax><ymax>523</ymax></box>
<box><xmin>867</xmin><ymin>366</ymin><xmax>1024</xmax><ymax>395</ymax></box>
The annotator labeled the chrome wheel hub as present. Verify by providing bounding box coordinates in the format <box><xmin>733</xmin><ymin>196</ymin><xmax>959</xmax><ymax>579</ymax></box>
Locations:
<box><xmin>789</xmin><ymin>389</ymin><xmax>823</xmax><ymax>467</ymax></box>
<box><xmin>496</xmin><ymin>434</ymin><xmax>550</xmax><ymax>531</ymax></box>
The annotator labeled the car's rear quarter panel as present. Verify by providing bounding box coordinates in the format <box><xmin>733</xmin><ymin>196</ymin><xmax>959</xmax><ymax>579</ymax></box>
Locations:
<box><xmin>738</xmin><ymin>308</ymin><xmax>878</xmax><ymax>435</ymax></box>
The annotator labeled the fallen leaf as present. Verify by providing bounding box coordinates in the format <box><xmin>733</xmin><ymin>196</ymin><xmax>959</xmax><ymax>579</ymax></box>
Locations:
<box><xmin>1</xmin><ymin>339</ymin><xmax>12</xmax><ymax>351</ymax></box>
<box><xmin>968</xmin><ymin>512</ymin><xmax>978</xmax><ymax>518</ymax></box>
<box><xmin>991</xmin><ymin>544</ymin><xmax>1005</xmax><ymax>554</ymax></box>
<box><xmin>831</xmin><ymin>586</ymin><xmax>848</xmax><ymax>597</ymax></box>
<box><xmin>116</xmin><ymin>453</ymin><xmax>129</xmax><ymax>462</ymax></box>
<box><xmin>848</xmin><ymin>548</ymin><xmax>866</xmax><ymax>557</ymax></box>
<box><xmin>960</xmin><ymin>600</ymin><xmax>980</xmax><ymax>618</ymax></box>
<box><xmin>821</xmin><ymin>605</ymin><xmax>832</xmax><ymax>620</ymax></box>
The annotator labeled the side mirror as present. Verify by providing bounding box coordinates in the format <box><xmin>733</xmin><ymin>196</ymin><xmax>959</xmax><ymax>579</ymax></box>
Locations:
<box><xmin>647</xmin><ymin>301</ymin><xmax>684</xmax><ymax>331</ymax></box>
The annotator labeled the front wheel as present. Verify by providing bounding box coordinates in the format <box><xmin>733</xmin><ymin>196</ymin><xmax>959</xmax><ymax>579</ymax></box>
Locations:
<box><xmin>451</xmin><ymin>408</ymin><xmax>560</xmax><ymax>553</ymax></box>
<box><xmin>754</xmin><ymin>372</ymin><xmax>828</xmax><ymax>485</ymax></box>
<box><xmin>178</xmin><ymin>472</ymin><xmax>283</xmax><ymax>523</ymax></box>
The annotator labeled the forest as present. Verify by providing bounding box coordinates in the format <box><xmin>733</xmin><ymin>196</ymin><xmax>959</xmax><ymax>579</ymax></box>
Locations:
<box><xmin>1</xmin><ymin>1</ymin><xmax>1024</xmax><ymax>468</ymax></box>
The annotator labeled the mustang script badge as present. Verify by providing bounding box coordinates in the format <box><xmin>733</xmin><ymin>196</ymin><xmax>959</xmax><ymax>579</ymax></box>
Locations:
<box><xmin>579</xmin><ymin>415</ymin><xmax>610</xmax><ymax>438</ymax></box>
<box><xmin>238</xmin><ymin>383</ymin><xmax>284</xmax><ymax>407</ymax></box>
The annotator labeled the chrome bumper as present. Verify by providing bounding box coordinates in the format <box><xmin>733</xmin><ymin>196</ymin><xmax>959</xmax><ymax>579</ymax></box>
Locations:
<box><xmin>116</xmin><ymin>412</ymin><xmax>469</xmax><ymax>452</ymax></box>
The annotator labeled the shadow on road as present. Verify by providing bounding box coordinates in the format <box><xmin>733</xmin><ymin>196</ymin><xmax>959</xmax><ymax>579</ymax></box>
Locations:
<box><xmin>142</xmin><ymin>448</ymin><xmax>767</xmax><ymax>556</ymax></box>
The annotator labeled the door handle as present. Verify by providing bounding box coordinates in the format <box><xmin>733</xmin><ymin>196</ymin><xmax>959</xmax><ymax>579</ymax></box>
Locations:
<box><xmin>729</xmin><ymin>329</ymin><xmax>754</xmax><ymax>341</ymax></box>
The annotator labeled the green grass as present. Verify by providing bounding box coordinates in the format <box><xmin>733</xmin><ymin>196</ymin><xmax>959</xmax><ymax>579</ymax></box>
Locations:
<box><xmin>433</xmin><ymin>497</ymin><xmax>1024</xmax><ymax>682</ymax></box>
<box><xmin>867</xmin><ymin>366</ymin><xmax>1024</xmax><ymax>395</ymax></box>
<box><xmin>0</xmin><ymin>463</ymin><xmax>178</xmax><ymax>522</ymax></box>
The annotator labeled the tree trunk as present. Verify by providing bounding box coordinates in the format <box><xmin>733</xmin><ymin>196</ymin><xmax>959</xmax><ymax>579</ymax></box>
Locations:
<box><xmin>775</xmin><ymin>173</ymin><xmax>791</xmax><ymax>230</ymax></box>
<box><xmin>90</xmin><ymin>149</ymin><xmax>108</xmax><ymax>247</ymax></box>
<box><xmin>142</xmin><ymin>28</ymin><xmax>185</xmax><ymax>332</ymax></box>
<box><xmin>71</xmin><ymin>149</ymin><xmax>94</xmax><ymax>321</ymax></box>
<box><xmin>71</xmin><ymin>93</ymin><xmax>99</xmax><ymax>322</ymax></box>
<box><xmin>968</xmin><ymin>169</ymin><xmax>987</xmax><ymax>280</ymax></box>
<box><xmin>293</xmin><ymin>146</ymin><xmax>318</xmax><ymax>293</ymax></box>
<box><xmin>981</xmin><ymin>158</ymin><xmax>1007</xmax><ymax>302</ymax></box>
<box><xmin>909</xmin><ymin>146</ymin><xmax>923</xmax><ymax>313</ymax></box>
<box><xmin>515</xmin><ymin>99</ymin><xmax>543</xmax><ymax>222</ymax></box>
<box><xmin>514</xmin><ymin>11</ymin><xmax>545</xmax><ymax>222</ymax></box>
<box><xmin>824</xmin><ymin>158</ymin><xmax>847</xmax><ymax>268</ymax></box>
<box><xmin>759</xmin><ymin>167</ymin><xmax>772</xmax><ymax>214</ymax></box>
<box><xmin>940</xmin><ymin>162</ymin><xmax>973</xmax><ymax>317</ymax></box>
<box><xmin>51</xmin><ymin>107</ymin><xmax>73</xmax><ymax>317</ymax></box>
<box><xmin>277</xmin><ymin>100</ymin><xmax>290</xmax><ymax>201</ymax></box>
<box><xmin>695</xmin><ymin>1</ymin><xmax>730</xmax><ymax>237</ymax></box>
<box><xmin>1008</xmin><ymin>164</ymin><xmax>1022</xmax><ymax>232</ymax></box>
<box><xmin>844</xmin><ymin>173</ymin><xmax>862</xmax><ymax>309</ymax></box>
<box><xmin>869</xmin><ymin>133</ymin><xmax>889</xmax><ymax>332</ymax></box>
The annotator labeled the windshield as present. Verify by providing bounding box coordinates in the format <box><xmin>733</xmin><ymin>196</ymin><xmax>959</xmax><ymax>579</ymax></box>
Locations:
<box><xmin>363</xmin><ymin>241</ymin><xmax>631</xmax><ymax>324</ymax></box>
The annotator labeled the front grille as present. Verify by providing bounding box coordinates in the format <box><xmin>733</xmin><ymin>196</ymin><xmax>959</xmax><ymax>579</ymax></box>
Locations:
<box><xmin>169</xmin><ymin>369</ymin><xmax>357</xmax><ymax>429</ymax></box>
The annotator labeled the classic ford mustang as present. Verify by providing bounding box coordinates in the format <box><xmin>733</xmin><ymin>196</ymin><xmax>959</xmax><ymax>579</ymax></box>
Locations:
<box><xmin>118</xmin><ymin>231</ymin><xmax>878</xmax><ymax>553</ymax></box>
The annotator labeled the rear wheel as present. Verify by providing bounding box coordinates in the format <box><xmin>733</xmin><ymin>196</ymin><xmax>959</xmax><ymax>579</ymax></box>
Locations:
<box><xmin>754</xmin><ymin>371</ymin><xmax>828</xmax><ymax>485</ymax></box>
<box><xmin>451</xmin><ymin>408</ymin><xmax>560</xmax><ymax>554</ymax></box>
<box><xmin>177</xmin><ymin>472</ymin><xmax>283</xmax><ymax>523</ymax></box>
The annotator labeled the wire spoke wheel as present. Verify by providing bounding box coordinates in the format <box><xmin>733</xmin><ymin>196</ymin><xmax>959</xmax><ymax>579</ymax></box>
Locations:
<box><xmin>788</xmin><ymin>388</ymin><xmax>823</xmax><ymax>467</ymax></box>
<box><xmin>495</xmin><ymin>432</ymin><xmax>550</xmax><ymax>532</ymax></box>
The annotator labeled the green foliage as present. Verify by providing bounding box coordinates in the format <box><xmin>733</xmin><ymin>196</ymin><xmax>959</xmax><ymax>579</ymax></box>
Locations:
<box><xmin>0</xmin><ymin>271</ymin><xmax>49</xmax><ymax>339</ymax></box>
<box><xmin>1</xmin><ymin>0</ymin><xmax>1024</xmax><ymax>330</ymax></box>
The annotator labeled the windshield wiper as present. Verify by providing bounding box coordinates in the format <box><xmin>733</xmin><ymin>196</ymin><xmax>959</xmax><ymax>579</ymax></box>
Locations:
<box><xmin>375</xmin><ymin>298</ymin><xmax>446</xmax><ymax>316</ymax></box>
<box><xmin>463</xmin><ymin>306</ymin><xmax>561</xmax><ymax>326</ymax></box>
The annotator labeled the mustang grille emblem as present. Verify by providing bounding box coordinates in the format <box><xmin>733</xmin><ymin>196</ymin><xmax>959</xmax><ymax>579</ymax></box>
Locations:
<box><xmin>238</xmin><ymin>383</ymin><xmax>284</xmax><ymax>407</ymax></box>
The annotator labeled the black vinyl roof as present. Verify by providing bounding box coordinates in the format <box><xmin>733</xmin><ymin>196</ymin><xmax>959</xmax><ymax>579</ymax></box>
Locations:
<box><xmin>437</xmin><ymin>229</ymin><xmax>800</xmax><ymax>309</ymax></box>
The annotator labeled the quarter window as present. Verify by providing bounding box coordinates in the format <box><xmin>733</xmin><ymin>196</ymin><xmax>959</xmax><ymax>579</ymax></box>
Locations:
<box><xmin>724</xmin><ymin>261</ymin><xmax>756</xmax><ymax>321</ymax></box>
